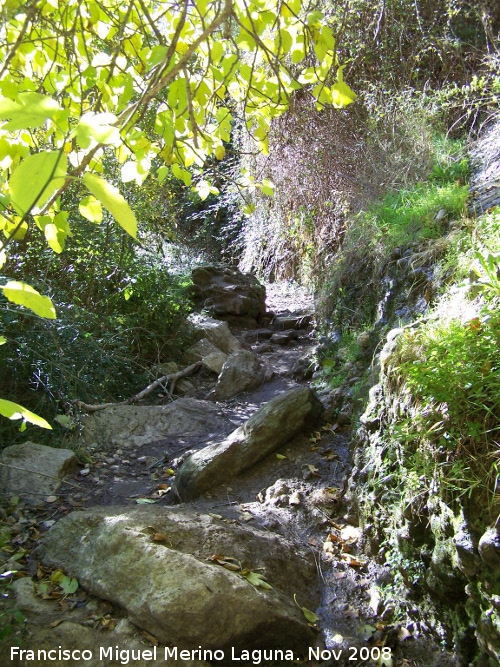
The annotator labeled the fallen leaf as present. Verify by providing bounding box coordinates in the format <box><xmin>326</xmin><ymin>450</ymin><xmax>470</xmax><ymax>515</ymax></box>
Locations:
<box><xmin>398</xmin><ymin>626</ymin><xmax>412</xmax><ymax>641</ymax></box>
<box><xmin>239</xmin><ymin>511</ymin><xmax>253</xmax><ymax>522</ymax></box>
<box><xmin>142</xmin><ymin>630</ymin><xmax>158</xmax><ymax>646</ymax></box>
<box><xmin>210</xmin><ymin>555</ymin><xmax>241</xmax><ymax>571</ymax></box>
<box><xmin>359</xmin><ymin>624</ymin><xmax>376</xmax><ymax>640</ymax></box>
<box><xmin>152</xmin><ymin>533</ymin><xmax>168</xmax><ymax>543</ymax></box>
<box><xmin>304</xmin><ymin>463</ymin><xmax>320</xmax><ymax>477</ymax></box>
<box><xmin>341</xmin><ymin>554</ymin><xmax>366</xmax><ymax>567</ymax></box>
<box><xmin>243</xmin><ymin>571</ymin><xmax>272</xmax><ymax>590</ymax></box>
<box><xmin>136</xmin><ymin>498</ymin><xmax>157</xmax><ymax>504</ymax></box>
<box><xmin>50</xmin><ymin>619</ymin><xmax>64</xmax><ymax>628</ymax></box>
<box><xmin>294</xmin><ymin>594</ymin><xmax>318</xmax><ymax>624</ymax></box>
<box><xmin>45</xmin><ymin>496</ymin><xmax>58</xmax><ymax>503</ymax></box>
<box><xmin>276</xmin><ymin>453</ymin><xmax>287</xmax><ymax>460</ymax></box>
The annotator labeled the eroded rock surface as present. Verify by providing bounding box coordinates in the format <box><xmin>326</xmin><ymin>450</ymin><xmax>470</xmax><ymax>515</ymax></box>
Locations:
<box><xmin>37</xmin><ymin>506</ymin><xmax>317</xmax><ymax>654</ymax></box>
<box><xmin>72</xmin><ymin>399</ymin><xmax>228</xmax><ymax>449</ymax></box>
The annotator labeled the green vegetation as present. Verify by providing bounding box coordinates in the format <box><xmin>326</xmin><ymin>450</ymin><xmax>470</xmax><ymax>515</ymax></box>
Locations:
<box><xmin>0</xmin><ymin>0</ymin><xmax>357</xmax><ymax>432</ymax></box>
<box><xmin>393</xmin><ymin>315</ymin><xmax>500</xmax><ymax>507</ymax></box>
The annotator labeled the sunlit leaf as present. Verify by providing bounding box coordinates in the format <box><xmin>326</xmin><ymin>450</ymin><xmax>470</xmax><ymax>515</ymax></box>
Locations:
<box><xmin>0</xmin><ymin>92</ymin><xmax>61</xmax><ymax>130</ymax></box>
<box><xmin>9</xmin><ymin>151</ymin><xmax>68</xmax><ymax>216</ymax></box>
<box><xmin>1</xmin><ymin>281</ymin><xmax>56</xmax><ymax>319</ymax></box>
<box><xmin>76</xmin><ymin>112</ymin><xmax>120</xmax><ymax>148</ymax></box>
<box><xmin>0</xmin><ymin>398</ymin><xmax>52</xmax><ymax>429</ymax></box>
<box><xmin>79</xmin><ymin>196</ymin><xmax>103</xmax><ymax>223</ymax></box>
<box><xmin>83</xmin><ymin>173</ymin><xmax>137</xmax><ymax>238</ymax></box>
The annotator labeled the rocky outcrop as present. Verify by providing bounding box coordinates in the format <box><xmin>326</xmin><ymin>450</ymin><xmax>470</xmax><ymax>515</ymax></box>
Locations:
<box><xmin>191</xmin><ymin>265</ymin><xmax>266</xmax><ymax>328</ymax></box>
<box><xmin>37</xmin><ymin>506</ymin><xmax>317</xmax><ymax>655</ymax></box>
<box><xmin>72</xmin><ymin>399</ymin><xmax>229</xmax><ymax>449</ymax></box>
<box><xmin>174</xmin><ymin>386</ymin><xmax>323</xmax><ymax>500</ymax></box>
<box><xmin>0</xmin><ymin>442</ymin><xmax>79</xmax><ymax>504</ymax></box>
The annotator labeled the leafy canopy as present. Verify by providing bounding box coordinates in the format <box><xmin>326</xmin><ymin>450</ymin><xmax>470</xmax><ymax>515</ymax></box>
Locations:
<box><xmin>0</xmin><ymin>0</ymin><xmax>355</xmax><ymax>426</ymax></box>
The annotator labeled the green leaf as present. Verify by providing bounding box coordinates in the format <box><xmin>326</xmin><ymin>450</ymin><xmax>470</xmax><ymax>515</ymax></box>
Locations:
<box><xmin>79</xmin><ymin>196</ymin><xmax>103</xmax><ymax>223</ymax></box>
<box><xmin>9</xmin><ymin>151</ymin><xmax>68</xmax><ymax>216</ymax></box>
<box><xmin>76</xmin><ymin>112</ymin><xmax>120</xmax><ymax>148</ymax></box>
<box><xmin>43</xmin><ymin>211</ymin><xmax>70</xmax><ymax>253</ymax></box>
<box><xmin>301</xmin><ymin>607</ymin><xmax>319</xmax><ymax>623</ymax></box>
<box><xmin>244</xmin><ymin>571</ymin><xmax>273</xmax><ymax>590</ymax></box>
<box><xmin>294</xmin><ymin>594</ymin><xmax>319</xmax><ymax>623</ymax></box>
<box><xmin>260</xmin><ymin>178</ymin><xmax>274</xmax><ymax>197</ymax></box>
<box><xmin>359</xmin><ymin>624</ymin><xmax>377</xmax><ymax>641</ymax></box>
<box><xmin>0</xmin><ymin>398</ymin><xmax>52</xmax><ymax>429</ymax></box>
<box><xmin>83</xmin><ymin>173</ymin><xmax>137</xmax><ymax>238</ymax></box>
<box><xmin>330</xmin><ymin>81</ymin><xmax>357</xmax><ymax>107</ymax></box>
<box><xmin>1</xmin><ymin>280</ymin><xmax>56</xmax><ymax>319</ymax></box>
<box><xmin>58</xmin><ymin>575</ymin><xmax>79</xmax><ymax>595</ymax></box>
<box><xmin>0</xmin><ymin>92</ymin><xmax>61</xmax><ymax>130</ymax></box>
<box><xmin>0</xmin><ymin>336</ymin><xmax>6</xmax><ymax>345</ymax></box>
<box><xmin>171</xmin><ymin>163</ymin><xmax>192</xmax><ymax>186</ymax></box>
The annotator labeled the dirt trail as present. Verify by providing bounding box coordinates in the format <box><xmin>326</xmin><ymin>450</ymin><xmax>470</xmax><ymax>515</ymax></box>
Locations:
<box><xmin>1</xmin><ymin>282</ymin><xmax>457</xmax><ymax>666</ymax></box>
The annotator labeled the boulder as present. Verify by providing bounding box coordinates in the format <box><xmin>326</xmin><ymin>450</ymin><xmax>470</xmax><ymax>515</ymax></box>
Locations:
<box><xmin>0</xmin><ymin>442</ymin><xmax>79</xmax><ymax>503</ymax></box>
<box><xmin>37</xmin><ymin>506</ymin><xmax>317</xmax><ymax>654</ymax></box>
<box><xmin>72</xmin><ymin>399</ymin><xmax>229</xmax><ymax>449</ymax></box>
<box><xmin>273</xmin><ymin>314</ymin><xmax>312</xmax><ymax>330</ymax></box>
<box><xmin>185</xmin><ymin>338</ymin><xmax>228</xmax><ymax>368</ymax></box>
<box><xmin>191</xmin><ymin>265</ymin><xmax>266</xmax><ymax>327</ymax></box>
<box><xmin>202</xmin><ymin>351</ymin><xmax>229</xmax><ymax>375</ymax></box>
<box><xmin>478</xmin><ymin>526</ymin><xmax>500</xmax><ymax>569</ymax></box>
<box><xmin>188</xmin><ymin>313</ymin><xmax>242</xmax><ymax>355</ymax></box>
<box><xmin>271</xmin><ymin>330</ymin><xmax>298</xmax><ymax>345</ymax></box>
<box><xmin>242</xmin><ymin>328</ymin><xmax>274</xmax><ymax>344</ymax></box>
<box><xmin>175</xmin><ymin>386</ymin><xmax>323</xmax><ymax>500</ymax></box>
<box><xmin>291</xmin><ymin>346</ymin><xmax>317</xmax><ymax>380</ymax></box>
<box><xmin>213</xmin><ymin>350</ymin><xmax>267</xmax><ymax>400</ymax></box>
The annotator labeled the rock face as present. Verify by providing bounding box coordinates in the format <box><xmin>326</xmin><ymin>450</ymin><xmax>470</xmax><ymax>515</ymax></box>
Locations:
<box><xmin>37</xmin><ymin>506</ymin><xmax>317</xmax><ymax>655</ymax></box>
<box><xmin>175</xmin><ymin>387</ymin><xmax>323</xmax><ymax>500</ymax></box>
<box><xmin>72</xmin><ymin>399</ymin><xmax>228</xmax><ymax>449</ymax></box>
<box><xmin>191</xmin><ymin>265</ymin><xmax>266</xmax><ymax>328</ymax></box>
<box><xmin>0</xmin><ymin>442</ymin><xmax>79</xmax><ymax>503</ymax></box>
<box><xmin>213</xmin><ymin>350</ymin><xmax>267</xmax><ymax>400</ymax></box>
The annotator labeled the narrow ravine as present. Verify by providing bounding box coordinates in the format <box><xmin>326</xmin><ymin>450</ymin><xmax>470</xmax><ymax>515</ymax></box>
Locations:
<box><xmin>0</xmin><ymin>274</ymin><xmax>457</xmax><ymax>667</ymax></box>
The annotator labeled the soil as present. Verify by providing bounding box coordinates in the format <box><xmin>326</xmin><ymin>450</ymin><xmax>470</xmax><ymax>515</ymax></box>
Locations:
<box><xmin>0</xmin><ymin>281</ymin><xmax>457</xmax><ymax>666</ymax></box>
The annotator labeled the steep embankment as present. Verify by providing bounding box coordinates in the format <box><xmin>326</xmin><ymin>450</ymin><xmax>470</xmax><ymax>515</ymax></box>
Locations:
<box><xmin>314</xmin><ymin>121</ymin><xmax>500</xmax><ymax>665</ymax></box>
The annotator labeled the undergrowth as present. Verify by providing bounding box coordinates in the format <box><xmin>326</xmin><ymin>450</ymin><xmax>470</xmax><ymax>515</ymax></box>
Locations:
<box><xmin>391</xmin><ymin>314</ymin><xmax>500</xmax><ymax>512</ymax></box>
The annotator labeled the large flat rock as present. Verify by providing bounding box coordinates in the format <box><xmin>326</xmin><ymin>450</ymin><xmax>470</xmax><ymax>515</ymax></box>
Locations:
<box><xmin>37</xmin><ymin>506</ymin><xmax>317</xmax><ymax>655</ymax></box>
<box><xmin>72</xmin><ymin>399</ymin><xmax>228</xmax><ymax>449</ymax></box>
<box><xmin>174</xmin><ymin>387</ymin><xmax>323</xmax><ymax>500</ymax></box>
